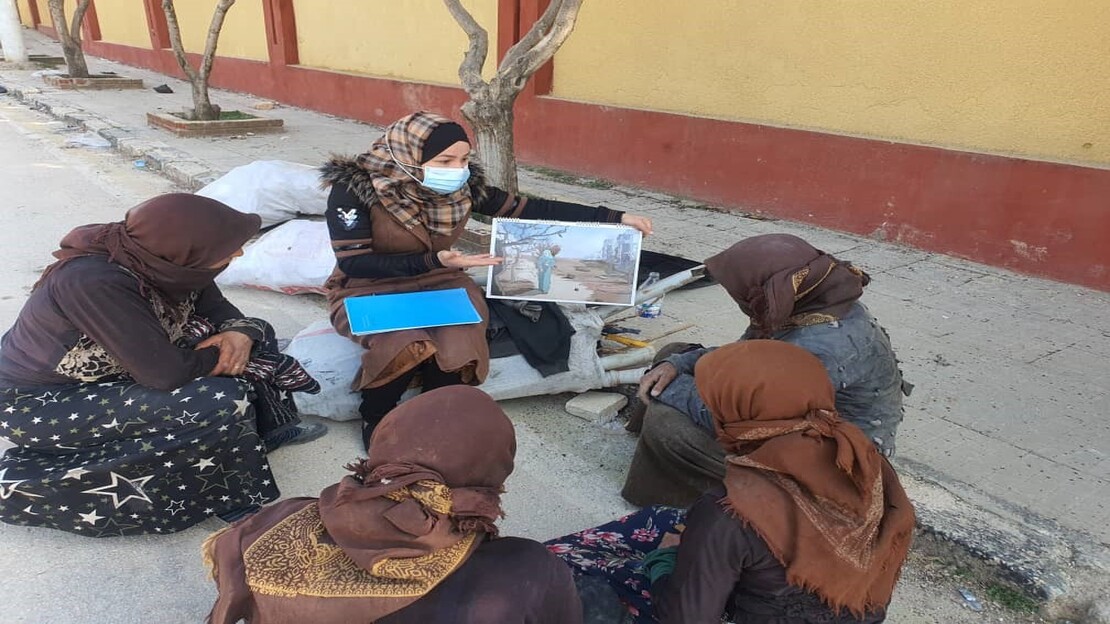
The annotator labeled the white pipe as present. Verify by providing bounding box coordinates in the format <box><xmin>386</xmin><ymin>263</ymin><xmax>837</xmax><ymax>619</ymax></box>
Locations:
<box><xmin>598</xmin><ymin>265</ymin><xmax>708</xmax><ymax>319</ymax></box>
<box><xmin>599</xmin><ymin>347</ymin><xmax>656</xmax><ymax>371</ymax></box>
<box><xmin>0</xmin><ymin>0</ymin><xmax>27</xmax><ymax>63</ymax></box>
<box><xmin>600</xmin><ymin>367</ymin><xmax>647</xmax><ymax>387</ymax></box>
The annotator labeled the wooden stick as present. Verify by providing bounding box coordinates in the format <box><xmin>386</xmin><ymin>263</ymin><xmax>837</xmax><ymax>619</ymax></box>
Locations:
<box><xmin>644</xmin><ymin>323</ymin><xmax>697</xmax><ymax>344</ymax></box>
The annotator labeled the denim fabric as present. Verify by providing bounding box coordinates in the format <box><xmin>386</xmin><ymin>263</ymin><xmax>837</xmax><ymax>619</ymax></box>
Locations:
<box><xmin>655</xmin><ymin>302</ymin><xmax>908</xmax><ymax>457</ymax></box>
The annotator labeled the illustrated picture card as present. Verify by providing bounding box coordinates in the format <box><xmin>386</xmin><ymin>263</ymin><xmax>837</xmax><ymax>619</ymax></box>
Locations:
<box><xmin>486</xmin><ymin>218</ymin><xmax>643</xmax><ymax>306</ymax></box>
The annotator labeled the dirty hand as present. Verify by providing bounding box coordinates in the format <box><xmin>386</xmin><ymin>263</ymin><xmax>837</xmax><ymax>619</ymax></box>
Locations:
<box><xmin>621</xmin><ymin>213</ymin><xmax>653</xmax><ymax>236</ymax></box>
<box><xmin>198</xmin><ymin>331</ymin><xmax>254</xmax><ymax>377</ymax></box>
<box><xmin>437</xmin><ymin>251</ymin><xmax>503</xmax><ymax>268</ymax></box>
<box><xmin>638</xmin><ymin>362</ymin><xmax>678</xmax><ymax>403</ymax></box>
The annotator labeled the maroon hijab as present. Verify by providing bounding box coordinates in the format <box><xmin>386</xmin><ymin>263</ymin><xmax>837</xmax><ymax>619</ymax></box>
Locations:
<box><xmin>704</xmin><ymin>234</ymin><xmax>870</xmax><ymax>337</ymax></box>
<box><xmin>204</xmin><ymin>386</ymin><xmax>517</xmax><ymax>624</ymax></box>
<box><xmin>318</xmin><ymin>384</ymin><xmax>516</xmax><ymax>568</ymax></box>
<box><xmin>37</xmin><ymin>193</ymin><xmax>260</xmax><ymax>301</ymax></box>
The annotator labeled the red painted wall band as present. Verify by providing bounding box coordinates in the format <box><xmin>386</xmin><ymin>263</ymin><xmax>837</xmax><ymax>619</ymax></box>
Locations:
<box><xmin>71</xmin><ymin>36</ymin><xmax>1110</xmax><ymax>291</ymax></box>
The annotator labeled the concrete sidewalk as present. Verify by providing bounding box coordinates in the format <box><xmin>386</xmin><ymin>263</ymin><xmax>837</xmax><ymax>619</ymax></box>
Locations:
<box><xmin>3</xmin><ymin>30</ymin><xmax>1109</xmax><ymax>618</ymax></box>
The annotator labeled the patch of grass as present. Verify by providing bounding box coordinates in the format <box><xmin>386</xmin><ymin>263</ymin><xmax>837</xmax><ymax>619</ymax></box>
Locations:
<box><xmin>170</xmin><ymin>110</ymin><xmax>260</xmax><ymax>122</ymax></box>
<box><xmin>219</xmin><ymin>110</ymin><xmax>257</xmax><ymax>121</ymax></box>
<box><xmin>949</xmin><ymin>565</ymin><xmax>974</xmax><ymax>580</ymax></box>
<box><xmin>581</xmin><ymin>178</ymin><xmax>614</xmax><ymax>190</ymax></box>
<box><xmin>530</xmin><ymin>166</ymin><xmax>614</xmax><ymax>190</ymax></box>
<box><xmin>531</xmin><ymin>166</ymin><xmax>579</xmax><ymax>185</ymax></box>
<box><xmin>983</xmin><ymin>583</ymin><xmax>1039</xmax><ymax>614</ymax></box>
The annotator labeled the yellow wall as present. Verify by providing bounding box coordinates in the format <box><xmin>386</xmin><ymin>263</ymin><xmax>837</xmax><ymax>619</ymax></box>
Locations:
<box><xmin>292</xmin><ymin>0</ymin><xmax>498</xmax><ymax>85</ymax></box>
<box><xmin>31</xmin><ymin>0</ymin><xmax>81</xmax><ymax>31</ymax></box>
<box><xmin>33</xmin><ymin>0</ymin><xmax>49</xmax><ymax>27</ymax></box>
<box><xmin>552</xmin><ymin>0</ymin><xmax>1110</xmax><ymax>166</ymax></box>
<box><xmin>172</xmin><ymin>0</ymin><xmax>268</xmax><ymax>61</ymax></box>
<box><xmin>94</xmin><ymin>0</ymin><xmax>154</xmax><ymax>49</ymax></box>
<box><xmin>15</xmin><ymin>0</ymin><xmax>33</xmax><ymax>27</ymax></box>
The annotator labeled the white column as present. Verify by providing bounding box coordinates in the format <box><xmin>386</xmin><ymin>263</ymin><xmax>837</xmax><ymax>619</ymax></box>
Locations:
<box><xmin>0</xmin><ymin>0</ymin><xmax>28</xmax><ymax>63</ymax></box>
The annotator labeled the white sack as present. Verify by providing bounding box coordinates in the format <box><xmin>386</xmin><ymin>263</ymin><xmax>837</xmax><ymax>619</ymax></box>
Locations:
<box><xmin>283</xmin><ymin>320</ymin><xmax>363</xmax><ymax>421</ymax></box>
<box><xmin>196</xmin><ymin>160</ymin><xmax>327</xmax><ymax>227</ymax></box>
<box><xmin>216</xmin><ymin>220</ymin><xmax>334</xmax><ymax>295</ymax></box>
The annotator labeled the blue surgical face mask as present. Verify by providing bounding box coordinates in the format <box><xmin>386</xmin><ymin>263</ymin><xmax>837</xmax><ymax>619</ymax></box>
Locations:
<box><xmin>420</xmin><ymin>165</ymin><xmax>471</xmax><ymax>195</ymax></box>
<box><xmin>385</xmin><ymin>136</ymin><xmax>471</xmax><ymax>195</ymax></box>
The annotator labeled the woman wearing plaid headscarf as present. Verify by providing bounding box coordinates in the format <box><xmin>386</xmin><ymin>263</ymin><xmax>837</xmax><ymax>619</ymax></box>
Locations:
<box><xmin>321</xmin><ymin>112</ymin><xmax>653</xmax><ymax>446</ymax></box>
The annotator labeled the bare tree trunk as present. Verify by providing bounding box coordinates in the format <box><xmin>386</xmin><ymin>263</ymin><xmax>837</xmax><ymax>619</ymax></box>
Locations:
<box><xmin>47</xmin><ymin>0</ymin><xmax>90</xmax><ymax>78</ymax></box>
<box><xmin>462</xmin><ymin>98</ymin><xmax>519</xmax><ymax>193</ymax></box>
<box><xmin>445</xmin><ymin>0</ymin><xmax>583</xmax><ymax>192</ymax></box>
<box><xmin>161</xmin><ymin>0</ymin><xmax>235</xmax><ymax>121</ymax></box>
<box><xmin>191</xmin><ymin>81</ymin><xmax>217</xmax><ymax>121</ymax></box>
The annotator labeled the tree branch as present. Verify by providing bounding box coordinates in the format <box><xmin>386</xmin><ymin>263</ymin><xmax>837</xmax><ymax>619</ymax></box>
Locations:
<box><xmin>161</xmin><ymin>0</ymin><xmax>198</xmax><ymax>83</ymax></box>
<box><xmin>509</xmin><ymin>0</ymin><xmax>582</xmax><ymax>82</ymax></box>
<box><xmin>46</xmin><ymin>0</ymin><xmax>67</xmax><ymax>39</ymax></box>
<box><xmin>199</xmin><ymin>0</ymin><xmax>236</xmax><ymax>82</ymax></box>
<box><xmin>499</xmin><ymin>226</ymin><xmax>569</xmax><ymax>246</ymax></box>
<box><xmin>499</xmin><ymin>0</ymin><xmax>563</xmax><ymax>72</ymax></box>
<box><xmin>69</xmin><ymin>0</ymin><xmax>91</xmax><ymax>48</ymax></box>
<box><xmin>442</xmin><ymin>0</ymin><xmax>489</xmax><ymax>93</ymax></box>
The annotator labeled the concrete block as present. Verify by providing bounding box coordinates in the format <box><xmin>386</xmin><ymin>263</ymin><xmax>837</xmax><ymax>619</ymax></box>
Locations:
<box><xmin>113</xmin><ymin>137</ymin><xmax>153</xmax><ymax>157</ymax></box>
<box><xmin>162</xmin><ymin>160</ymin><xmax>218</xmax><ymax>190</ymax></box>
<box><xmin>142</xmin><ymin>146</ymin><xmax>192</xmax><ymax>170</ymax></box>
<box><xmin>190</xmin><ymin>171</ymin><xmax>223</xmax><ymax>190</ymax></box>
<box><xmin>47</xmin><ymin>106</ymin><xmax>80</xmax><ymax>119</ymax></box>
<box><xmin>96</xmin><ymin>127</ymin><xmax>133</xmax><ymax>148</ymax></box>
<box><xmin>42</xmin><ymin>74</ymin><xmax>144</xmax><ymax>90</ymax></box>
<box><xmin>81</xmin><ymin>120</ymin><xmax>114</xmax><ymax>135</ymax></box>
<box><xmin>565</xmin><ymin>391</ymin><xmax>627</xmax><ymax>423</ymax></box>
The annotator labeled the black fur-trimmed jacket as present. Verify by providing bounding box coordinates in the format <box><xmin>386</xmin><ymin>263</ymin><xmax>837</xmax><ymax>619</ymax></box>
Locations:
<box><xmin>319</xmin><ymin>156</ymin><xmax>623</xmax><ymax>280</ymax></box>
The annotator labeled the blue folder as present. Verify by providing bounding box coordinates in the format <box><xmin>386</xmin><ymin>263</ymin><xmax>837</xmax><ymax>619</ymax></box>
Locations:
<box><xmin>343</xmin><ymin>288</ymin><xmax>482</xmax><ymax>336</ymax></box>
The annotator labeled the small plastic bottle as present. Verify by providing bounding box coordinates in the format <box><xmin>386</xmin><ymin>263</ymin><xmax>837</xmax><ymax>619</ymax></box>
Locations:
<box><xmin>637</xmin><ymin>271</ymin><xmax>664</xmax><ymax>318</ymax></box>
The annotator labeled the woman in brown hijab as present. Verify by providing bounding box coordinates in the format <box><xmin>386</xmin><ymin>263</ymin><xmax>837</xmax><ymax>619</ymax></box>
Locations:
<box><xmin>550</xmin><ymin>341</ymin><xmax>915</xmax><ymax>623</ymax></box>
<box><xmin>320</xmin><ymin>111</ymin><xmax>653</xmax><ymax>446</ymax></box>
<box><xmin>0</xmin><ymin>194</ymin><xmax>322</xmax><ymax>537</ymax></box>
<box><xmin>622</xmin><ymin>233</ymin><xmax>910</xmax><ymax>507</ymax></box>
<box><xmin>204</xmin><ymin>385</ymin><xmax>582</xmax><ymax>624</ymax></box>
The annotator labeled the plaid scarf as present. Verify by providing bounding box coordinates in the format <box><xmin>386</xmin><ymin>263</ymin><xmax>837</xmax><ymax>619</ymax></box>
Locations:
<box><xmin>354</xmin><ymin>112</ymin><xmax>474</xmax><ymax>237</ymax></box>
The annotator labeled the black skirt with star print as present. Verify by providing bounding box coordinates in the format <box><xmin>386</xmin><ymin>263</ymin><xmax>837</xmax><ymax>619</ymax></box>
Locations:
<box><xmin>0</xmin><ymin>377</ymin><xmax>281</xmax><ymax>537</ymax></box>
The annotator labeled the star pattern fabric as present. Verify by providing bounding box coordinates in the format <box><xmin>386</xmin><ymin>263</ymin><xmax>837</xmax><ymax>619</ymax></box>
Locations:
<box><xmin>0</xmin><ymin>378</ymin><xmax>280</xmax><ymax>537</ymax></box>
<box><xmin>178</xmin><ymin>317</ymin><xmax>318</xmax><ymax>442</ymax></box>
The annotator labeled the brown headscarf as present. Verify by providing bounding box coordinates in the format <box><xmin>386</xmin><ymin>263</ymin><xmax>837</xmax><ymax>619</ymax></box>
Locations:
<box><xmin>355</xmin><ymin>111</ymin><xmax>475</xmax><ymax>237</ymax></box>
<box><xmin>704</xmin><ymin>234</ymin><xmax>870</xmax><ymax>338</ymax></box>
<box><xmin>695</xmin><ymin>341</ymin><xmax>915</xmax><ymax>617</ymax></box>
<box><xmin>204</xmin><ymin>386</ymin><xmax>516</xmax><ymax>624</ymax></box>
<box><xmin>36</xmin><ymin>193</ymin><xmax>260</xmax><ymax>302</ymax></box>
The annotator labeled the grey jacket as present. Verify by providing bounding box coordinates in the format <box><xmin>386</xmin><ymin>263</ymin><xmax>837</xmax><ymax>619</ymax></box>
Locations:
<box><xmin>656</xmin><ymin>302</ymin><xmax>909</xmax><ymax>456</ymax></box>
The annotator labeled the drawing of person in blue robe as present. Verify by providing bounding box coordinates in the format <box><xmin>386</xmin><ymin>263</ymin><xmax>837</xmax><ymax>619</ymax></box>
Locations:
<box><xmin>537</xmin><ymin>249</ymin><xmax>557</xmax><ymax>294</ymax></box>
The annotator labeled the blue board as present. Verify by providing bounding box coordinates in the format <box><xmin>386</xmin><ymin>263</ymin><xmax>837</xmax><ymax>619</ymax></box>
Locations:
<box><xmin>343</xmin><ymin>288</ymin><xmax>482</xmax><ymax>336</ymax></box>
